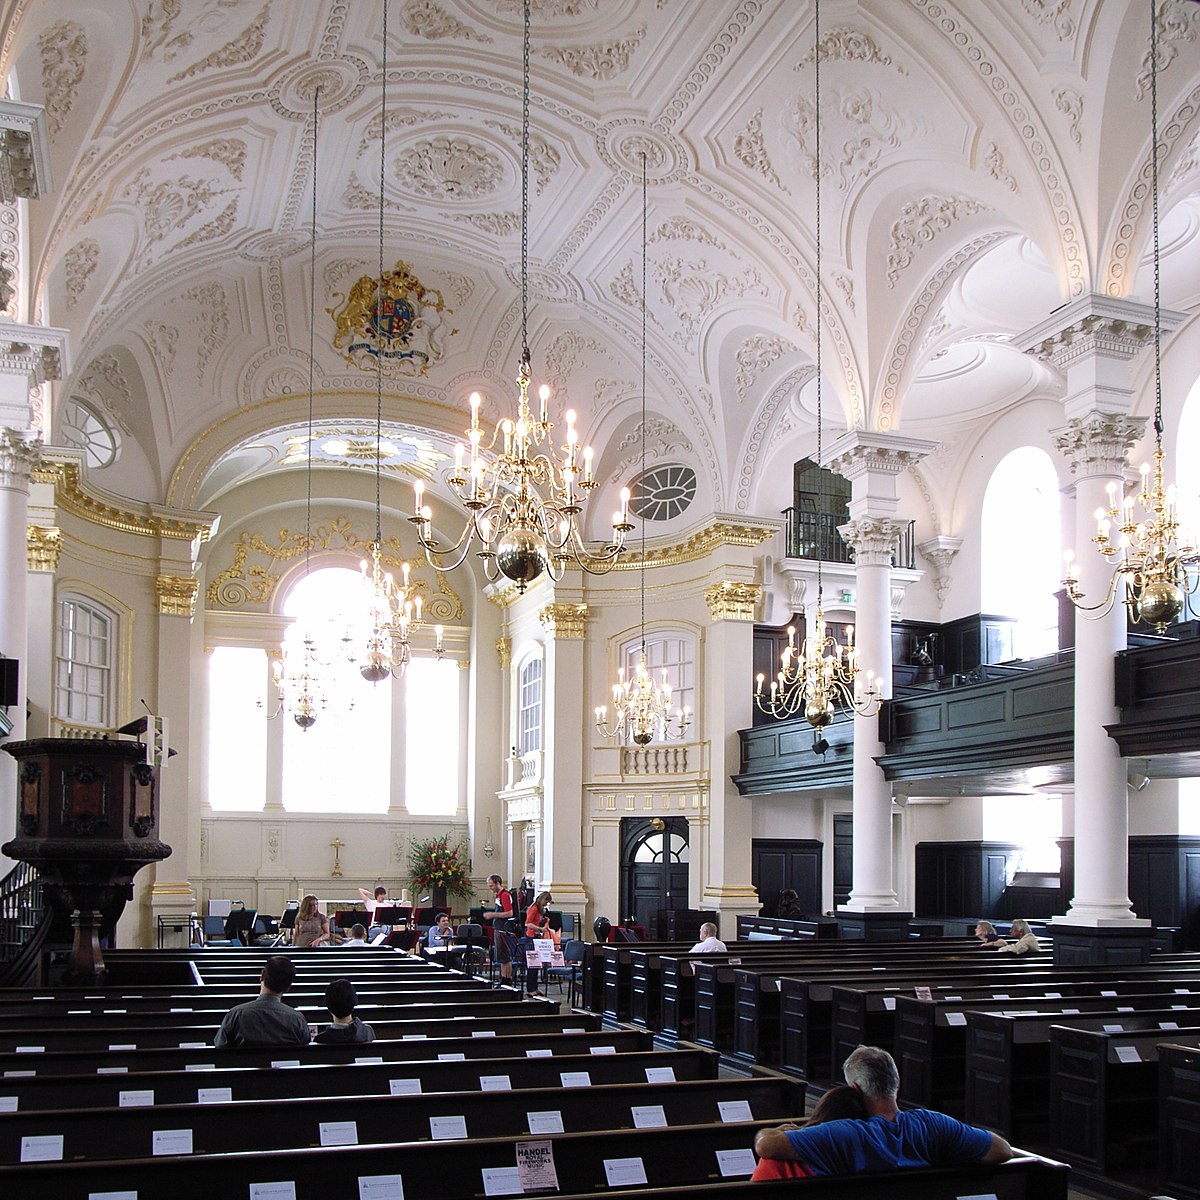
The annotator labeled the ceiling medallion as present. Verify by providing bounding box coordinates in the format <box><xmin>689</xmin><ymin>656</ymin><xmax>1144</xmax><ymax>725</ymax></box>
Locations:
<box><xmin>272</xmin><ymin>58</ymin><xmax>367</xmax><ymax>118</ymax></box>
<box><xmin>597</xmin><ymin>121</ymin><xmax>687</xmax><ymax>184</ymax></box>
<box><xmin>327</xmin><ymin>260</ymin><xmax>456</xmax><ymax>376</ymax></box>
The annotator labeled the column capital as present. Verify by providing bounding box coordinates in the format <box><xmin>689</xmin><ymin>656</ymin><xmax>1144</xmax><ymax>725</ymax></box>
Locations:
<box><xmin>156</xmin><ymin>574</ymin><xmax>199</xmax><ymax>618</ymax></box>
<box><xmin>26</xmin><ymin>523</ymin><xmax>61</xmax><ymax>572</ymax></box>
<box><xmin>1053</xmin><ymin>412</ymin><xmax>1146</xmax><ymax>480</ymax></box>
<box><xmin>1018</xmin><ymin>294</ymin><xmax>1183</xmax><ymax>372</ymax></box>
<box><xmin>917</xmin><ymin>535</ymin><xmax>963</xmax><ymax>610</ymax></box>
<box><xmin>704</xmin><ymin>580</ymin><xmax>761</xmax><ymax>621</ymax></box>
<box><xmin>0</xmin><ymin>325</ymin><xmax>69</xmax><ymax>385</ymax></box>
<box><xmin>538</xmin><ymin>602</ymin><xmax>588</xmax><ymax>639</ymax></box>
<box><xmin>0</xmin><ymin>426</ymin><xmax>41</xmax><ymax>489</ymax></box>
<box><xmin>821</xmin><ymin>430</ymin><xmax>938</xmax><ymax>481</ymax></box>
<box><xmin>0</xmin><ymin>100</ymin><xmax>52</xmax><ymax>202</ymax></box>
<box><xmin>496</xmin><ymin>635</ymin><xmax>511</xmax><ymax>668</ymax></box>
<box><xmin>839</xmin><ymin>517</ymin><xmax>907</xmax><ymax>567</ymax></box>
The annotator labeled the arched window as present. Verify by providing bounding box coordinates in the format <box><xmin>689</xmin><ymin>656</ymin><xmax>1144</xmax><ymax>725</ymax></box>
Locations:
<box><xmin>517</xmin><ymin>656</ymin><xmax>543</xmax><ymax>755</ymax></box>
<box><xmin>405</xmin><ymin>655</ymin><xmax>460</xmax><ymax>815</ymax></box>
<box><xmin>981</xmin><ymin>447</ymin><xmax>1060</xmax><ymax>659</ymax></box>
<box><xmin>55</xmin><ymin>596</ymin><xmax>115</xmax><ymax>727</ymax></box>
<box><xmin>620</xmin><ymin>630</ymin><xmax>696</xmax><ymax>727</ymax></box>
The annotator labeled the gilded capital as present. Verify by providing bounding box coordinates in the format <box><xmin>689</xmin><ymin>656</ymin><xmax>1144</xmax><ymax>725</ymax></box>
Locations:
<box><xmin>156</xmin><ymin>574</ymin><xmax>199</xmax><ymax>618</ymax></box>
<box><xmin>27</xmin><ymin>524</ymin><xmax>62</xmax><ymax>572</ymax></box>
<box><xmin>1053</xmin><ymin>412</ymin><xmax>1145</xmax><ymax>480</ymax></box>
<box><xmin>496</xmin><ymin>635</ymin><xmax>511</xmax><ymax>668</ymax></box>
<box><xmin>704</xmin><ymin>581</ymin><xmax>761</xmax><ymax>621</ymax></box>
<box><xmin>0</xmin><ymin>427</ymin><xmax>41</xmax><ymax>490</ymax></box>
<box><xmin>839</xmin><ymin>517</ymin><xmax>908</xmax><ymax>568</ymax></box>
<box><xmin>539</xmin><ymin>603</ymin><xmax>588</xmax><ymax>639</ymax></box>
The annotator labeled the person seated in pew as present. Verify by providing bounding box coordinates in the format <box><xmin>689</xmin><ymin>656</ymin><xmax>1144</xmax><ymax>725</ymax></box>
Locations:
<box><xmin>342</xmin><ymin>923</ymin><xmax>368</xmax><ymax>947</ymax></box>
<box><xmin>752</xmin><ymin>1045</ymin><xmax>1012</xmax><ymax>1177</ymax></box>
<box><xmin>689</xmin><ymin>922</ymin><xmax>727</xmax><ymax>954</ymax></box>
<box><xmin>314</xmin><ymin>978</ymin><xmax>376</xmax><ymax>1044</ymax></box>
<box><xmin>214</xmin><ymin>955</ymin><xmax>312</xmax><ymax>1048</ymax></box>
<box><xmin>293</xmin><ymin>894</ymin><xmax>332</xmax><ymax>948</ymax></box>
<box><xmin>751</xmin><ymin>1086</ymin><xmax>868</xmax><ymax>1180</ymax></box>
<box><xmin>974</xmin><ymin>920</ymin><xmax>1002</xmax><ymax>948</ymax></box>
<box><xmin>777</xmin><ymin>888</ymin><xmax>805</xmax><ymax>919</ymax></box>
<box><xmin>994</xmin><ymin>917</ymin><xmax>1039</xmax><ymax>955</ymax></box>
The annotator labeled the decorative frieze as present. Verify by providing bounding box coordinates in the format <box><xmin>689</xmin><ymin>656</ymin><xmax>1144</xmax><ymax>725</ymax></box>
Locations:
<box><xmin>1053</xmin><ymin>412</ymin><xmax>1145</xmax><ymax>480</ymax></box>
<box><xmin>704</xmin><ymin>581</ymin><xmax>761</xmax><ymax>622</ymax></box>
<box><xmin>539</xmin><ymin>603</ymin><xmax>588</xmax><ymax>639</ymax></box>
<box><xmin>27</xmin><ymin>524</ymin><xmax>62</xmax><ymax>572</ymax></box>
<box><xmin>0</xmin><ymin>100</ymin><xmax>52</xmax><ymax>202</ymax></box>
<box><xmin>156</xmin><ymin>574</ymin><xmax>199</xmax><ymax>618</ymax></box>
<box><xmin>839</xmin><ymin>518</ymin><xmax>908</xmax><ymax>568</ymax></box>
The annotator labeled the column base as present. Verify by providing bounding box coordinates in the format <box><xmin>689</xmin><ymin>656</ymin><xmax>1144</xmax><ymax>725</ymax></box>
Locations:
<box><xmin>1051</xmin><ymin>922</ymin><xmax>1155</xmax><ymax>966</ymax></box>
<box><xmin>836</xmin><ymin>910</ymin><xmax>913</xmax><ymax>941</ymax></box>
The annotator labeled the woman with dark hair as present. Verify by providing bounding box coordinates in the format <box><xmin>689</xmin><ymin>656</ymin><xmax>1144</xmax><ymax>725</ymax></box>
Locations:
<box><xmin>750</xmin><ymin>1087</ymin><xmax>868</xmax><ymax>1181</ymax></box>
<box><xmin>292</xmin><ymin>894</ymin><xmax>331</xmax><ymax>948</ymax></box>
<box><xmin>523</xmin><ymin>890</ymin><xmax>553</xmax><ymax>997</ymax></box>
<box><xmin>777</xmin><ymin>888</ymin><xmax>804</xmax><ymax>919</ymax></box>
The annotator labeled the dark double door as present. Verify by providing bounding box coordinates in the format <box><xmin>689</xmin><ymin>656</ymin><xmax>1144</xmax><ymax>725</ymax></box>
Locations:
<box><xmin>621</xmin><ymin>817</ymin><xmax>689</xmax><ymax>931</ymax></box>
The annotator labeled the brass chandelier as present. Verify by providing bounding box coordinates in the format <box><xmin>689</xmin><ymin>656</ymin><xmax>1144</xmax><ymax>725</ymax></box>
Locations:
<box><xmin>1062</xmin><ymin>0</ymin><xmax>1198</xmax><ymax>634</ymax></box>
<box><xmin>345</xmin><ymin>0</ymin><xmax>439</xmax><ymax>682</ymax></box>
<box><xmin>595</xmin><ymin>154</ymin><xmax>691</xmax><ymax>747</ymax></box>
<box><xmin>754</xmin><ymin>0</ymin><xmax>880</xmax><ymax>736</ymax></box>
<box><xmin>408</xmin><ymin>0</ymin><xmax>631</xmax><ymax>594</ymax></box>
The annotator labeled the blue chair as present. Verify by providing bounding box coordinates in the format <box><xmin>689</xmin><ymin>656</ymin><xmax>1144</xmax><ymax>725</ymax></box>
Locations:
<box><xmin>545</xmin><ymin>938</ymin><xmax>586</xmax><ymax>1006</ymax></box>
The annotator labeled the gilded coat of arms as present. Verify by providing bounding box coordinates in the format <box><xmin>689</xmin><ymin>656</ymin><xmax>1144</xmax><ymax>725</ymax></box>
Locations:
<box><xmin>328</xmin><ymin>260</ymin><xmax>455</xmax><ymax>376</ymax></box>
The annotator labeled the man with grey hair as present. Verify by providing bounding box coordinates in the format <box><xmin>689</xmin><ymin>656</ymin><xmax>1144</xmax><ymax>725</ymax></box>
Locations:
<box><xmin>689</xmin><ymin>922</ymin><xmax>726</xmax><ymax>953</ymax></box>
<box><xmin>753</xmin><ymin>1045</ymin><xmax>1011</xmax><ymax>1177</ymax></box>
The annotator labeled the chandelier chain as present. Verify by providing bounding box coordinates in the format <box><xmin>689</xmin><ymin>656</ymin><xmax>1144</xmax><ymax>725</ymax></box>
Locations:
<box><xmin>1150</xmin><ymin>0</ymin><xmax>1163</xmax><ymax>442</ymax></box>
<box><xmin>640</xmin><ymin>151</ymin><xmax>648</xmax><ymax>653</ymax></box>
<box><xmin>306</xmin><ymin>85</ymin><xmax>319</xmax><ymax>578</ymax></box>
<box><xmin>520</xmin><ymin>0</ymin><xmax>531</xmax><ymax>367</ymax></box>
<box><xmin>813</xmin><ymin>0</ymin><xmax>824</xmax><ymax>606</ymax></box>
<box><xmin>374</xmin><ymin>0</ymin><xmax>389</xmax><ymax>545</ymax></box>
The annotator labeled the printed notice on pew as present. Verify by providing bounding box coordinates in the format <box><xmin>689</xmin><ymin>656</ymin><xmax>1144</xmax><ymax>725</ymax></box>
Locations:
<box><xmin>516</xmin><ymin>1140</ymin><xmax>559</xmax><ymax>1192</ymax></box>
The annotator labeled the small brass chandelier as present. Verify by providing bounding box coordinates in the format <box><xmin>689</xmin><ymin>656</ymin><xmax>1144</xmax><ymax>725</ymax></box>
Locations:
<box><xmin>595</xmin><ymin>154</ymin><xmax>691</xmax><ymax>747</ymax></box>
<box><xmin>264</xmin><ymin>87</ymin><xmax>328</xmax><ymax>731</ymax></box>
<box><xmin>1062</xmin><ymin>1</ymin><xmax>1199</xmax><ymax>634</ymax></box>
<box><xmin>754</xmin><ymin>0</ymin><xmax>880</xmax><ymax>736</ymax></box>
<box><xmin>408</xmin><ymin>0</ymin><xmax>631</xmax><ymax>594</ymax></box>
<box><xmin>346</xmin><ymin>0</ymin><xmax>438</xmax><ymax>682</ymax></box>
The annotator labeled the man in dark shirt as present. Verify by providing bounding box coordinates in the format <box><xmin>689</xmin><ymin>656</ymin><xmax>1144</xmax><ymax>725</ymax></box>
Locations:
<box><xmin>753</xmin><ymin>1045</ymin><xmax>1011</xmax><ymax>1177</ymax></box>
<box><xmin>213</xmin><ymin>955</ymin><xmax>311</xmax><ymax>1048</ymax></box>
<box><xmin>315</xmin><ymin>977</ymin><xmax>376</xmax><ymax>1044</ymax></box>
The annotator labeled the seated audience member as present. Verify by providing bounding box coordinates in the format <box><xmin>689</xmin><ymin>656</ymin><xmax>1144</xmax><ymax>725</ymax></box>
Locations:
<box><xmin>995</xmin><ymin>917</ymin><xmax>1039</xmax><ymax>955</ymax></box>
<box><xmin>293</xmin><ymin>893</ymin><xmax>331</xmax><ymax>948</ymax></box>
<box><xmin>343</xmin><ymin>923</ymin><xmax>368</xmax><ymax>947</ymax></box>
<box><xmin>214</xmin><ymin>955</ymin><xmax>311</xmax><ymax>1048</ymax></box>
<box><xmin>974</xmin><ymin>920</ymin><xmax>1001</xmax><ymax>947</ymax></box>
<box><xmin>753</xmin><ymin>1044</ymin><xmax>1011</xmax><ymax>1176</ymax></box>
<box><xmin>777</xmin><ymin>888</ymin><xmax>804</xmax><ymax>919</ymax></box>
<box><xmin>358</xmin><ymin>885</ymin><xmax>391</xmax><ymax>939</ymax></box>
<box><xmin>751</xmin><ymin>1086</ymin><xmax>868</xmax><ymax>1181</ymax></box>
<box><xmin>314</xmin><ymin>977</ymin><xmax>376</xmax><ymax>1044</ymax></box>
<box><xmin>689</xmin><ymin>921</ymin><xmax>727</xmax><ymax>953</ymax></box>
<box><xmin>426</xmin><ymin>912</ymin><xmax>454</xmax><ymax>949</ymax></box>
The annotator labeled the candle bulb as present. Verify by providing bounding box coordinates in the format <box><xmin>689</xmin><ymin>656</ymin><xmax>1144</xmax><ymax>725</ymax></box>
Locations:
<box><xmin>583</xmin><ymin>445</ymin><xmax>593</xmax><ymax>482</ymax></box>
<box><xmin>539</xmin><ymin>383</ymin><xmax>550</xmax><ymax>425</ymax></box>
<box><xmin>413</xmin><ymin>480</ymin><xmax>424</xmax><ymax>518</ymax></box>
<box><xmin>454</xmin><ymin>443</ymin><xmax>463</xmax><ymax>475</ymax></box>
<box><xmin>469</xmin><ymin>391</ymin><xmax>481</xmax><ymax>431</ymax></box>
<box><xmin>435</xmin><ymin>624</ymin><xmax>443</xmax><ymax>651</ymax></box>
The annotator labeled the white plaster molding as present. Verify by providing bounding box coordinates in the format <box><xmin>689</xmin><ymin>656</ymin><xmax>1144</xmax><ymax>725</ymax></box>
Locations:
<box><xmin>821</xmin><ymin>430</ymin><xmax>938</xmax><ymax>481</ymax></box>
<box><xmin>0</xmin><ymin>100</ymin><xmax>52</xmax><ymax>202</ymax></box>
<box><xmin>1053</xmin><ymin>412</ymin><xmax>1146</xmax><ymax>480</ymax></box>
<box><xmin>917</xmin><ymin>534</ymin><xmax>963</xmax><ymax>610</ymax></box>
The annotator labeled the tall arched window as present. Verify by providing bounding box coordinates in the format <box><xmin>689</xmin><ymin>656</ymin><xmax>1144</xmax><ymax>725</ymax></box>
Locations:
<box><xmin>55</xmin><ymin>596</ymin><xmax>115</xmax><ymax>727</ymax></box>
<box><xmin>517</xmin><ymin>656</ymin><xmax>543</xmax><ymax>755</ymax></box>
<box><xmin>405</xmin><ymin>655</ymin><xmax>460</xmax><ymax>815</ymax></box>
<box><xmin>619</xmin><ymin>630</ymin><xmax>696</xmax><ymax>732</ymax></box>
<box><xmin>981</xmin><ymin>447</ymin><xmax>1060</xmax><ymax>659</ymax></box>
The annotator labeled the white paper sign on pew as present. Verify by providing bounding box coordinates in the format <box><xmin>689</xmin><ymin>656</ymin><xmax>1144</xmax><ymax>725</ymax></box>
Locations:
<box><xmin>120</xmin><ymin>1090</ymin><xmax>154</xmax><ymax>1107</ymax></box>
<box><xmin>89</xmin><ymin>1191</ymin><xmax>137</xmax><ymax>1200</ymax></box>
<box><xmin>358</xmin><ymin>1174</ymin><xmax>404</xmax><ymax>1200</ymax></box>
<box><xmin>718</xmin><ymin>1099</ymin><xmax>754</xmax><ymax>1123</ymax></box>
<box><xmin>152</xmin><ymin>1128</ymin><xmax>193</xmax><ymax>1156</ymax></box>
<box><xmin>429</xmin><ymin>1115</ymin><xmax>468</xmax><ymax>1140</ymax></box>
<box><xmin>480</xmin><ymin>1075</ymin><xmax>512</xmax><ymax>1092</ymax></box>
<box><xmin>645</xmin><ymin>1066</ymin><xmax>675</xmax><ymax>1084</ymax></box>
<box><xmin>0</xmin><ymin>1096</ymin><xmax>16</xmax><ymax>1112</ymax></box>
<box><xmin>526</xmin><ymin>1110</ymin><xmax>564</xmax><ymax>1134</ymax></box>
<box><xmin>1115</xmin><ymin>1046</ymin><xmax>1142</xmax><ymax>1063</ymax></box>
<box><xmin>716</xmin><ymin>1148</ymin><xmax>758</xmax><ymax>1177</ymax></box>
<box><xmin>631</xmin><ymin>1104</ymin><xmax>667</xmax><ymax>1128</ymax></box>
<box><xmin>604</xmin><ymin>1158</ymin><xmax>648</xmax><ymax>1187</ymax></box>
<box><xmin>320</xmin><ymin>1121</ymin><xmax>359</xmax><ymax>1146</ymax></box>
<box><xmin>20</xmin><ymin>1134</ymin><xmax>63</xmax><ymax>1162</ymax></box>
<box><xmin>390</xmin><ymin>1079</ymin><xmax>422</xmax><ymax>1095</ymax></box>
<box><xmin>481</xmin><ymin>1166</ymin><xmax>522</xmax><ymax>1197</ymax></box>
<box><xmin>516</xmin><ymin>1140</ymin><xmax>559</xmax><ymax>1192</ymax></box>
<box><xmin>198</xmin><ymin>1087</ymin><xmax>233</xmax><ymax>1104</ymax></box>
<box><xmin>249</xmin><ymin>1183</ymin><xmax>297</xmax><ymax>1200</ymax></box>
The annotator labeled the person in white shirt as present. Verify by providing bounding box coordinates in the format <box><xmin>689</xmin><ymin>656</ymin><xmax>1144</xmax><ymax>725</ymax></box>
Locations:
<box><xmin>358</xmin><ymin>886</ymin><xmax>390</xmax><ymax>939</ymax></box>
<box><xmin>342</xmin><ymin>923</ymin><xmax>367</xmax><ymax>946</ymax></box>
<box><xmin>689</xmin><ymin>922</ymin><xmax>726</xmax><ymax>953</ymax></box>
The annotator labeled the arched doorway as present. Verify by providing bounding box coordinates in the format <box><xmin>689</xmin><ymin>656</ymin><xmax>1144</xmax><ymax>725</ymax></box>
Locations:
<box><xmin>621</xmin><ymin>817</ymin><xmax>690</xmax><ymax>930</ymax></box>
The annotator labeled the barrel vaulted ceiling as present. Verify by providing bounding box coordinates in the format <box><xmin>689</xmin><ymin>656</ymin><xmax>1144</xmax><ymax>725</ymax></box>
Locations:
<box><xmin>3</xmin><ymin>0</ymin><xmax>1199</xmax><ymax>541</ymax></box>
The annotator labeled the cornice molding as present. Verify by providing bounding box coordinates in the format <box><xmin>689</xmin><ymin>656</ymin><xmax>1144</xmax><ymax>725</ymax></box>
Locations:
<box><xmin>0</xmin><ymin>99</ymin><xmax>52</xmax><ymax>202</ymax></box>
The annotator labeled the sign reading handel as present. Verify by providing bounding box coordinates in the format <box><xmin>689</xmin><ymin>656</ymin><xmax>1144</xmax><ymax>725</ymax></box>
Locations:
<box><xmin>516</xmin><ymin>1139</ymin><xmax>559</xmax><ymax>1192</ymax></box>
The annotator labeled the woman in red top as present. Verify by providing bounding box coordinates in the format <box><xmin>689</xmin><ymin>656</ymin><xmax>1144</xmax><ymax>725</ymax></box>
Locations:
<box><xmin>523</xmin><ymin>890</ymin><xmax>552</xmax><ymax>996</ymax></box>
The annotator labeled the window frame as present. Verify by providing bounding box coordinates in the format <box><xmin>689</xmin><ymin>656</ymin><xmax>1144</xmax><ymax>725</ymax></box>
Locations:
<box><xmin>55</xmin><ymin>594</ymin><xmax>116</xmax><ymax>728</ymax></box>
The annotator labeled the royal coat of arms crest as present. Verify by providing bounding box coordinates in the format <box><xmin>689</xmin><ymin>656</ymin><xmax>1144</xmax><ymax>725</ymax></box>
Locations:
<box><xmin>328</xmin><ymin>260</ymin><xmax>455</xmax><ymax>376</ymax></box>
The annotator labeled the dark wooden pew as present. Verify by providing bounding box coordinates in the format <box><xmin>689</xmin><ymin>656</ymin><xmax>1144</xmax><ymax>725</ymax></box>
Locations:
<box><xmin>0</xmin><ymin>1022</ymin><xmax>636</xmax><ymax>1078</ymax></box>
<box><xmin>0</xmin><ymin>1074</ymin><xmax>803</xmax><ymax>1164</ymax></box>
<box><xmin>1049</xmin><ymin>1024</ymin><xmax>1200</xmax><ymax>1175</ymax></box>
<box><xmin>1158</xmin><ymin>1041</ymin><xmax>1200</xmax><ymax>1200</ymax></box>
<box><xmin>736</xmin><ymin>916</ymin><xmax>839</xmax><ymax>941</ymax></box>
<box><xmin>965</xmin><ymin>1004</ymin><xmax>1200</xmax><ymax>1139</ymax></box>
<box><xmin>0</xmin><ymin>1045</ymin><xmax>720</xmax><ymax>1113</ymax></box>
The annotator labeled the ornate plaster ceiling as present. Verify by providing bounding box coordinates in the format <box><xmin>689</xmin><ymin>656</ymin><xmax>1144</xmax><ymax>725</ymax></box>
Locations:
<box><xmin>4</xmin><ymin>0</ymin><xmax>1199</xmax><ymax>538</ymax></box>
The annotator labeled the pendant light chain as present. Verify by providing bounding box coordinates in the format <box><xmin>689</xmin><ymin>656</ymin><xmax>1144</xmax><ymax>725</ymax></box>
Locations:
<box><xmin>520</xmin><ymin>0</ymin><xmax>531</xmax><ymax>368</ymax></box>
<box><xmin>306</xmin><ymin>86</ymin><xmax>319</xmax><ymax>577</ymax></box>
<box><xmin>1150</xmin><ymin>0</ymin><xmax>1163</xmax><ymax>443</ymax></box>
<box><xmin>375</xmin><ymin>0</ymin><xmax>389</xmax><ymax>546</ymax></box>
<box><xmin>640</xmin><ymin>151</ymin><xmax>648</xmax><ymax>656</ymax></box>
<box><xmin>813</xmin><ymin>0</ymin><xmax>824</xmax><ymax>606</ymax></box>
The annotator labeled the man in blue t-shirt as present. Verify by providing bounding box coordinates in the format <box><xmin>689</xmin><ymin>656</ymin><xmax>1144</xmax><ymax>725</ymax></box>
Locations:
<box><xmin>753</xmin><ymin>1045</ymin><xmax>1011</xmax><ymax>1176</ymax></box>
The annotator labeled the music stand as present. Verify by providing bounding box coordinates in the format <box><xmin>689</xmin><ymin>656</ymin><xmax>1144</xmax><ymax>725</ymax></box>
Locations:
<box><xmin>271</xmin><ymin>902</ymin><xmax>298</xmax><ymax>948</ymax></box>
<box><xmin>224</xmin><ymin>908</ymin><xmax>258</xmax><ymax>947</ymax></box>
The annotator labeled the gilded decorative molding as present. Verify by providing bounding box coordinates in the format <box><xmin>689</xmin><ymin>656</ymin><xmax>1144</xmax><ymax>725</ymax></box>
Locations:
<box><xmin>156</xmin><ymin>574</ymin><xmax>199</xmax><ymax>618</ymax></box>
<box><xmin>614</xmin><ymin>518</ymin><xmax>779</xmax><ymax>571</ymax></box>
<box><xmin>539</xmin><ymin>603</ymin><xmax>588</xmax><ymax>639</ymax></box>
<box><xmin>33</xmin><ymin>457</ymin><xmax>215</xmax><ymax>543</ymax></box>
<box><xmin>205</xmin><ymin>514</ymin><xmax>463</xmax><ymax>620</ymax></box>
<box><xmin>496</xmin><ymin>636</ymin><xmax>511</xmax><ymax>669</ymax></box>
<box><xmin>704</xmin><ymin>581</ymin><xmax>761</xmax><ymax>622</ymax></box>
<box><xmin>26</xmin><ymin>523</ymin><xmax>62</xmax><ymax>572</ymax></box>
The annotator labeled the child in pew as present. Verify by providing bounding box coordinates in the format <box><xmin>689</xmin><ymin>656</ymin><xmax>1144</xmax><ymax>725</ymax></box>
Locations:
<box><xmin>314</xmin><ymin>978</ymin><xmax>376</xmax><ymax>1044</ymax></box>
<box><xmin>750</xmin><ymin>1086</ymin><xmax>868</xmax><ymax>1180</ymax></box>
<box><xmin>752</xmin><ymin>1045</ymin><xmax>1012</xmax><ymax>1179</ymax></box>
<box><xmin>342</xmin><ymin>924</ymin><xmax>368</xmax><ymax>947</ymax></box>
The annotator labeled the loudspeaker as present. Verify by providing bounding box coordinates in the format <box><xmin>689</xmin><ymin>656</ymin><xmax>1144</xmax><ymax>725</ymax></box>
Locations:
<box><xmin>0</xmin><ymin>658</ymin><xmax>17</xmax><ymax>707</ymax></box>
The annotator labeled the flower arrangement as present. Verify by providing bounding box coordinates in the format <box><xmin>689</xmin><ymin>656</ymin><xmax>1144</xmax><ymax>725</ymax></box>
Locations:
<box><xmin>408</xmin><ymin>834</ymin><xmax>474</xmax><ymax>899</ymax></box>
